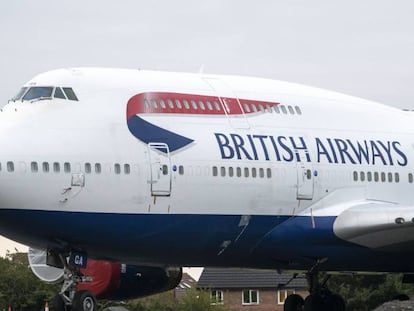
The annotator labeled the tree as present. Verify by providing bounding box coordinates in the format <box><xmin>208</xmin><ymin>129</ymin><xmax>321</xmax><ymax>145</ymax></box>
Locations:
<box><xmin>327</xmin><ymin>273</ymin><xmax>414</xmax><ymax>311</ymax></box>
<box><xmin>0</xmin><ymin>252</ymin><xmax>58</xmax><ymax>311</ymax></box>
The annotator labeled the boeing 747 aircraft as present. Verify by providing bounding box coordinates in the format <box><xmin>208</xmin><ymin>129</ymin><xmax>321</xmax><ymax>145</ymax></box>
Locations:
<box><xmin>1</xmin><ymin>68</ymin><xmax>413</xmax><ymax>311</ymax></box>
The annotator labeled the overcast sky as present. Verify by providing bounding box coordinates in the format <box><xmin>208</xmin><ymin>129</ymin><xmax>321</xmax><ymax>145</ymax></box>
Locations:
<box><xmin>0</xmin><ymin>1</ymin><xmax>413</xmax><ymax>258</ymax></box>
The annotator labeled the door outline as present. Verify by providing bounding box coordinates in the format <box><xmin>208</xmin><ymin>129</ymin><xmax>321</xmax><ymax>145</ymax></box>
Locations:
<box><xmin>296</xmin><ymin>158</ymin><xmax>314</xmax><ymax>200</ymax></box>
<box><xmin>203</xmin><ymin>78</ymin><xmax>250</xmax><ymax>129</ymax></box>
<box><xmin>147</xmin><ymin>142</ymin><xmax>171</xmax><ymax>196</ymax></box>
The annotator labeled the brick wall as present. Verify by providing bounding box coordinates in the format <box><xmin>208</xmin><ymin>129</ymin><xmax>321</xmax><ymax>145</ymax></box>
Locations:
<box><xmin>216</xmin><ymin>288</ymin><xmax>308</xmax><ymax>311</ymax></box>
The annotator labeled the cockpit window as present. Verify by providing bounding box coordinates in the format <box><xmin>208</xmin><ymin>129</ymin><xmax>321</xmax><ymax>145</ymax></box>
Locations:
<box><xmin>12</xmin><ymin>87</ymin><xmax>28</xmax><ymax>101</ymax></box>
<box><xmin>22</xmin><ymin>87</ymin><xmax>53</xmax><ymax>101</ymax></box>
<box><xmin>63</xmin><ymin>87</ymin><xmax>78</xmax><ymax>101</ymax></box>
<box><xmin>54</xmin><ymin>87</ymin><xmax>66</xmax><ymax>99</ymax></box>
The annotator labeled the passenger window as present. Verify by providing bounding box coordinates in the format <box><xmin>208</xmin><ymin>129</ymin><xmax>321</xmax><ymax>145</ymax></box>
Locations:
<box><xmin>161</xmin><ymin>165</ymin><xmax>168</xmax><ymax>175</ymax></box>
<box><xmin>266</xmin><ymin>168</ymin><xmax>272</xmax><ymax>178</ymax></box>
<box><xmin>206</xmin><ymin>101</ymin><xmax>213</xmax><ymax>110</ymax></box>
<box><xmin>360</xmin><ymin>171</ymin><xmax>365</xmax><ymax>182</ymax></box>
<box><xmin>244</xmin><ymin>167</ymin><xmax>249</xmax><ymax>177</ymax></box>
<box><xmin>288</xmin><ymin>106</ymin><xmax>295</xmax><ymax>114</ymax></box>
<box><xmin>212</xmin><ymin>166</ymin><xmax>218</xmax><ymax>176</ymax></box>
<box><xmin>114</xmin><ymin>163</ymin><xmax>121</xmax><ymax>174</ymax></box>
<box><xmin>42</xmin><ymin>162</ymin><xmax>49</xmax><ymax>173</ymax></box>
<box><xmin>151</xmin><ymin>99</ymin><xmax>158</xmax><ymax>109</ymax></box>
<box><xmin>258</xmin><ymin>104</ymin><xmax>264</xmax><ymax>112</ymax></box>
<box><xmin>281</xmin><ymin>105</ymin><xmax>287</xmax><ymax>114</ymax></box>
<box><xmin>7</xmin><ymin>161</ymin><xmax>14</xmax><ymax>172</ymax></box>
<box><xmin>252</xmin><ymin>168</ymin><xmax>257</xmax><ymax>178</ymax></box>
<box><xmin>408</xmin><ymin>173</ymin><xmax>413</xmax><ymax>183</ymax></box>
<box><xmin>31</xmin><ymin>162</ymin><xmax>38</xmax><ymax>173</ymax></box>
<box><xmin>251</xmin><ymin>104</ymin><xmax>257</xmax><ymax>112</ymax></box>
<box><xmin>295</xmin><ymin>106</ymin><xmax>302</xmax><ymax>115</ymax></box>
<box><xmin>178</xmin><ymin>165</ymin><xmax>184</xmax><ymax>175</ymax></box>
<box><xmin>191</xmin><ymin>100</ymin><xmax>198</xmax><ymax>110</ymax></box>
<box><xmin>259</xmin><ymin>168</ymin><xmax>264</xmax><ymax>178</ymax></box>
<box><xmin>199</xmin><ymin>101</ymin><xmax>205</xmax><ymax>110</ymax></box>
<box><xmin>214</xmin><ymin>101</ymin><xmax>221</xmax><ymax>111</ymax></box>
<box><xmin>183</xmin><ymin>100</ymin><xmax>190</xmax><ymax>109</ymax></box>
<box><xmin>220</xmin><ymin>166</ymin><xmax>226</xmax><ymax>177</ymax></box>
<box><xmin>266</xmin><ymin>105</ymin><xmax>273</xmax><ymax>113</ymax></box>
<box><xmin>53</xmin><ymin>162</ymin><xmax>60</xmax><ymax>173</ymax></box>
<box><xmin>168</xmin><ymin>99</ymin><xmax>174</xmax><ymax>109</ymax></box>
<box><xmin>229</xmin><ymin>167</ymin><xmax>234</xmax><ymax>177</ymax></box>
<box><xmin>274</xmin><ymin>106</ymin><xmax>280</xmax><ymax>114</ymax></box>
<box><xmin>374</xmin><ymin>172</ymin><xmax>379</xmax><ymax>182</ymax></box>
<box><xmin>306</xmin><ymin>169</ymin><xmax>312</xmax><ymax>179</ymax></box>
<box><xmin>395</xmin><ymin>172</ymin><xmax>400</xmax><ymax>183</ymax></box>
<box><xmin>85</xmin><ymin>163</ymin><xmax>91</xmax><ymax>174</ymax></box>
<box><xmin>353</xmin><ymin>171</ymin><xmax>358</xmax><ymax>181</ymax></box>
<box><xmin>64</xmin><ymin>162</ymin><xmax>71</xmax><ymax>173</ymax></box>
<box><xmin>367</xmin><ymin>171</ymin><xmax>372</xmax><ymax>182</ymax></box>
<box><xmin>124</xmin><ymin>164</ymin><xmax>131</xmax><ymax>174</ymax></box>
<box><xmin>95</xmin><ymin>163</ymin><xmax>101</xmax><ymax>174</ymax></box>
<box><xmin>381</xmin><ymin>172</ymin><xmax>386</xmax><ymax>182</ymax></box>
<box><xmin>388</xmin><ymin>172</ymin><xmax>393</xmax><ymax>182</ymax></box>
<box><xmin>160</xmin><ymin>99</ymin><xmax>166</xmax><ymax>109</ymax></box>
<box><xmin>62</xmin><ymin>88</ymin><xmax>78</xmax><ymax>101</ymax></box>
<box><xmin>54</xmin><ymin>87</ymin><xmax>66</xmax><ymax>99</ymax></box>
<box><xmin>236</xmin><ymin>167</ymin><xmax>242</xmax><ymax>177</ymax></box>
<box><xmin>144</xmin><ymin>99</ymin><xmax>150</xmax><ymax>110</ymax></box>
<box><xmin>175</xmin><ymin>100</ymin><xmax>182</xmax><ymax>109</ymax></box>
<box><xmin>244</xmin><ymin>104</ymin><xmax>250</xmax><ymax>113</ymax></box>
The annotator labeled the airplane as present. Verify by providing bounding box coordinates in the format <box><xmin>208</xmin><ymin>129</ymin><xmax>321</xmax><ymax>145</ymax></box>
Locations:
<box><xmin>0</xmin><ymin>67</ymin><xmax>414</xmax><ymax>311</ymax></box>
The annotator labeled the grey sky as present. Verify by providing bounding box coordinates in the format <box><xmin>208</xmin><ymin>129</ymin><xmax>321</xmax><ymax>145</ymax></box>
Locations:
<box><xmin>0</xmin><ymin>1</ymin><xmax>413</xmax><ymax>108</ymax></box>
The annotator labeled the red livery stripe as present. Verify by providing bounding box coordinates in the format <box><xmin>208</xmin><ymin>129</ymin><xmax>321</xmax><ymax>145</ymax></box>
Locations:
<box><xmin>127</xmin><ymin>92</ymin><xmax>279</xmax><ymax>120</ymax></box>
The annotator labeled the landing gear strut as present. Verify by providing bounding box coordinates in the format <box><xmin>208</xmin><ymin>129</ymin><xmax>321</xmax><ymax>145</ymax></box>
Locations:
<box><xmin>284</xmin><ymin>271</ymin><xmax>345</xmax><ymax>311</ymax></box>
<box><xmin>50</xmin><ymin>254</ymin><xmax>97</xmax><ymax>311</ymax></box>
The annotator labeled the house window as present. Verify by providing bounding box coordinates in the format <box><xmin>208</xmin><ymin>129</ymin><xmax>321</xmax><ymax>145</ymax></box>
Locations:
<box><xmin>278</xmin><ymin>289</ymin><xmax>296</xmax><ymax>305</ymax></box>
<box><xmin>242</xmin><ymin>289</ymin><xmax>259</xmax><ymax>305</ymax></box>
<box><xmin>211</xmin><ymin>290</ymin><xmax>224</xmax><ymax>305</ymax></box>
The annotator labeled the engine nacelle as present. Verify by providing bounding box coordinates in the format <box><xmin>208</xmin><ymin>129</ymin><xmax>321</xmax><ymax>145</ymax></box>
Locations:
<box><xmin>77</xmin><ymin>260</ymin><xmax>182</xmax><ymax>300</ymax></box>
<box><xmin>28</xmin><ymin>248</ymin><xmax>182</xmax><ymax>301</ymax></box>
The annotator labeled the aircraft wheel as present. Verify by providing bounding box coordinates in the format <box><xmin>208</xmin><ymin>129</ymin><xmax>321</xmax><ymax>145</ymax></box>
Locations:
<box><xmin>50</xmin><ymin>294</ymin><xmax>67</xmax><ymax>311</ymax></box>
<box><xmin>284</xmin><ymin>294</ymin><xmax>304</xmax><ymax>311</ymax></box>
<box><xmin>72</xmin><ymin>290</ymin><xmax>97</xmax><ymax>311</ymax></box>
<box><xmin>304</xmin><ymin>294</ymin><xmax>326</xmax><ymax>311</ymax></box>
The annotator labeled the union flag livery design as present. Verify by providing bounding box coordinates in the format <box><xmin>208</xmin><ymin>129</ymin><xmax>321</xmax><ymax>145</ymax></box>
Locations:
<box><xmin>126</xmin><ymin>92</ymin><xmax>279</xmax><ymax>152</ymax></box>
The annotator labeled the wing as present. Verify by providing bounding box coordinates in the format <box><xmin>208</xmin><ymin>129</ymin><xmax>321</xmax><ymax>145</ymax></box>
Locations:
<box><xmin>333</xmin><ymin>202</ymin><xmax>414</xmax><ymax>251</ymax></box>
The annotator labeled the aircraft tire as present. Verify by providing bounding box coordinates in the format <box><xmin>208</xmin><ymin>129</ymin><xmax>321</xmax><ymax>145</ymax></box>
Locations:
<box><xmin>304</xmin><ymin>294</ymin><xmax>326</xmax><ymax>311</ymax></box>
<box><xmin>284</xmin><ymin>294</ymin><xmax>304</xmax><ymax>311</ymax></box>
<box><xmin>50</xmin><ymin>294</ymin><xmax>67</xmax><ymax>311</ymax></box>
<box><xmin>72</xmin><ymin>290</ymin><xmax>97</xmax><ymax>311</ymax></box>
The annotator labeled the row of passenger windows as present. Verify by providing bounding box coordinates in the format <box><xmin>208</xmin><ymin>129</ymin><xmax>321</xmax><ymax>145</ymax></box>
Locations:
<box><xmin>353</xmin><ymin>171</ymin><xmax>400</xmax><ymax>183</ymax></box>
<box><xmin>1</xmin><ymin>161</ymin><xmax>131</xmax><ymax>175</ymax></box>
<box><xmin>143</xmin><ymin>98</ymin><xmax>302</xmax><ymax>115</ymax></box>
<box><xmin>212</xmin><ymin>166</ymin><xmax>272</xmax><ymax>178</ymax></box>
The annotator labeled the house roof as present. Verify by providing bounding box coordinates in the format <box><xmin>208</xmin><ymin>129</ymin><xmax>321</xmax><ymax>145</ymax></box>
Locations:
<box><xmin>176</xmin><ymin>272</ymin><xmax>197</xmax><ymax>290</ymax></box>
<box><xmin>197</xmin><ymin>268</ymin><xmax>307</xmax><ymax>289</ymax></box>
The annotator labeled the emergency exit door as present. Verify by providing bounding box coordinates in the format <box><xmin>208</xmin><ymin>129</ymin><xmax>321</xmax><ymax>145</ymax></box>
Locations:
<box><xmin>147</xmin><ymin>143</ymin><xmax>171</xmax><ymax>196</ymax></box>
<box><xmin>296</xmin><ymin>161</ymin><xmax>314</xmax><ymax>200</ymax></box>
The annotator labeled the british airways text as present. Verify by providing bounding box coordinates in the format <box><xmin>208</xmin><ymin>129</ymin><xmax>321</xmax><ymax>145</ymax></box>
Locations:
<box><xmin>214</xmin><ymin>133</ymin><xmax>408</xmax><ymax>166</ymax></box>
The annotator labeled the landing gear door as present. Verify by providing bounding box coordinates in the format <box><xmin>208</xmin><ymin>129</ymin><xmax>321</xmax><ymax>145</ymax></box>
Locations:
<box><xmin>147</xmin><ymin>143</ymin><xmax>171</xmax><ymax>196</ymax></box>
<box><xmin>297</xmin><ymin>161</ymin><xmax>314</xmax><ymax>200</ymax></box>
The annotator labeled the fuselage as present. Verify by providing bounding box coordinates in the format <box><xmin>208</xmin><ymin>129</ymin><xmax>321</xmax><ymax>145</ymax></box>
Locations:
<box><xmin>0</xmin><ymin>68</ymin><xmax>414</xmax><ymax>272</ymax></box>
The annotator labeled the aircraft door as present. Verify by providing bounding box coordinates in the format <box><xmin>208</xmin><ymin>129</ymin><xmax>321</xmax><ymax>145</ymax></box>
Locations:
<box><xmin>296</xmin><ymin>160</ymin><xmax>314</xmax><ymax>200</ymax></box>
<box><xmin>203</xmin><ymin>78</ymin><xmax>250</xmax><ymax>129</ymax></box>
<box><xmin>147</xmin><ymin>143</ymin><xmax>171</xmax><ymax>196</ymax></box>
